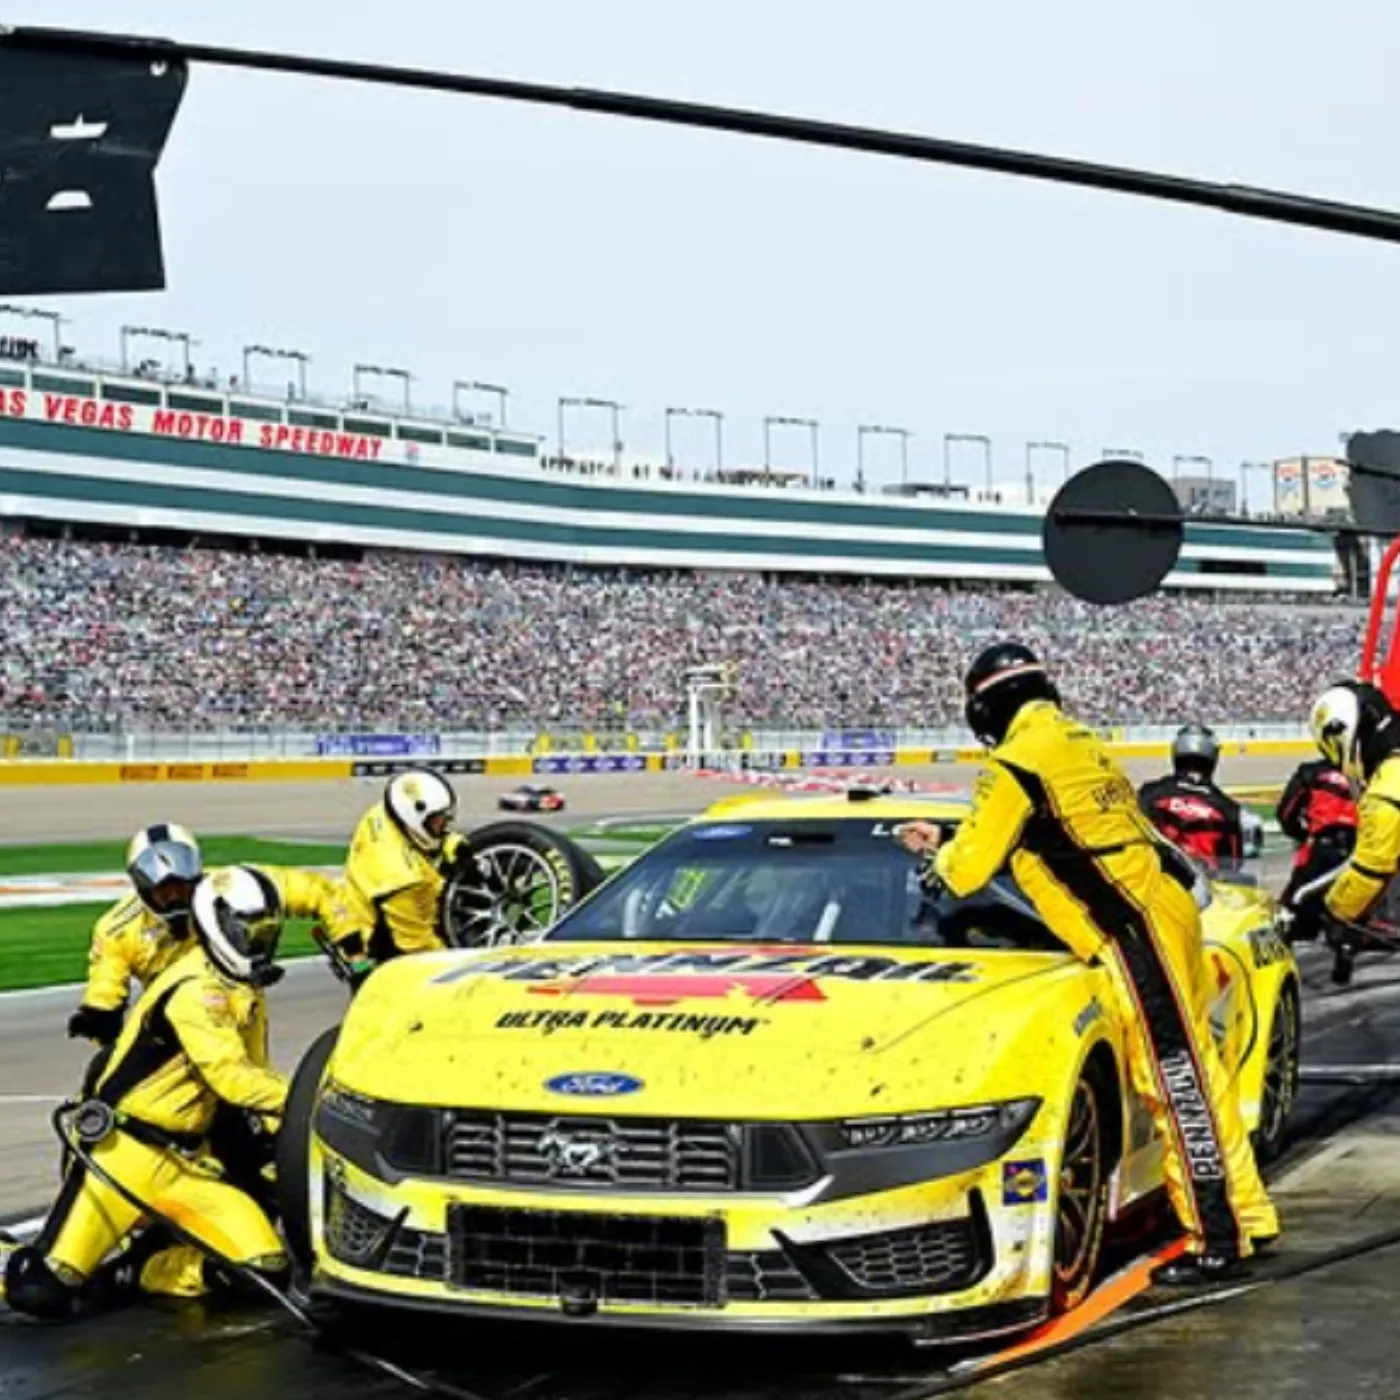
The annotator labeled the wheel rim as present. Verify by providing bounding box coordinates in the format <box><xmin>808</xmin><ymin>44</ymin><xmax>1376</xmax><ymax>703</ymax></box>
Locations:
<box><xmin>1259</xmin><ymin>992</ymin><xmax>1299</xmax><ymax>1146</ymax></box>
<box><xmin>1054</xmin><ymin>1081</ymin><xmax>1103</xmax><ymax>1284</ymax></box>
<box><xmin>446</xmin><ymin>844</ymin><xmax>564</xmax><ymax>947</ymax></box>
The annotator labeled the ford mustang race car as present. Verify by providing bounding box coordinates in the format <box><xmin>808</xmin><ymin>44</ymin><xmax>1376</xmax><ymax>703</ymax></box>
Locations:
<box><xmin>278</xmin><ymin>793</ymin><xmax>1300</xmax><ymax>1344</ymax></box>
<box><xmin>498</xmin><ymin>784</ymin><xmax>566</xmax><ymax>813</ymax></box>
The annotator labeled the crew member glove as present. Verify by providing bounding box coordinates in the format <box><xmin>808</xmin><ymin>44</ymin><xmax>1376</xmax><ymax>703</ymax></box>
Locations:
<box><xmin>67</xmin><ymin>1005</ymin><xmax>125</xmax><ymax>1046</ymax></box>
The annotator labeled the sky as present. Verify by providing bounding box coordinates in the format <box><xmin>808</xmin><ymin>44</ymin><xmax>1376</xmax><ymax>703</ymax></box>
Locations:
<box><xmin>5</xmin><ymin>0</ymin><xmax>1400</xmax><ymax>500</ymax></box>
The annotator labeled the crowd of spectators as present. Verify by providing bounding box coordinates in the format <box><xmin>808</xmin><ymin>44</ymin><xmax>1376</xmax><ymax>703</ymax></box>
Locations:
<box><xmin>0</xmin><ymin>534</ymin><xmax>1363</xmax><ymax>735</ymax></box>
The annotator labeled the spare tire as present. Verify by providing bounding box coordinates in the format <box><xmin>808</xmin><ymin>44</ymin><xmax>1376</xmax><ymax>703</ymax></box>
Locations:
<box><xmin>442</xmin><ymin>821</ymin><xmax>607</xmax><ymax>949</ymax></box>
<box><xmin>275</xmin><ymin>1025</ymin><xmax>339</xmax><ymax>1275</ymax></box>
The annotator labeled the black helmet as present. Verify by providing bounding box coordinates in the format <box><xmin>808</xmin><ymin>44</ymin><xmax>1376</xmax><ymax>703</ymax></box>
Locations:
<box><xmin>964</xmin><ymin>642</ymin><xmax>1061</xmax><ymax>746</ymax></box>
<box><xmin>1171</xmin><ymin>724</ymin><xmax>1221</xmax><ymax>782</ymax></box>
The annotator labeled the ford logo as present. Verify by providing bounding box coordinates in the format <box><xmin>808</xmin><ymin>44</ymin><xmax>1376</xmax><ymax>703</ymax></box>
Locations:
<box><xmin>545</xmin><ymin>1072</ymin><xmax>644</xmax><ymax>1098</ymax></box>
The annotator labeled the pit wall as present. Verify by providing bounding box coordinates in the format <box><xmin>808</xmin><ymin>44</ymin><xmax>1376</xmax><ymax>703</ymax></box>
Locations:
<box><xmin>0</xmin><ymin>737</ymin><xmax>1316</xmax><ymax>786</ymax></box>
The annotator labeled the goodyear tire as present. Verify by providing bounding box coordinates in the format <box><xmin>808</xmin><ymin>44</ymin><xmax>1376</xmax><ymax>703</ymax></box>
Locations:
<box><xmin>275</xmin><ymin>1026</ymin><xmax>339</xmax><ymax>1275</ymax></box>
<box><xmin>442</xmin><ymin>821</ymin><xmax>607</xmax><ymax>948</ymax></box>
<box><xmin>1050</xmin><ymin>1071</ymin><xmax>1110</xmax><ymax>1314</ymax></box>
<box><xmin>1252</xmin><ymin>981</ymin><xmax>1301</xmax><ymax>1165</ymax></box>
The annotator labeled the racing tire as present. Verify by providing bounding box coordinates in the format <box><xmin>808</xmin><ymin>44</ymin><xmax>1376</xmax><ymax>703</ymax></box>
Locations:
<box><xmin>1252</xmin><ymin>981</ymin><xmax>1301</xmax><ymax>1165</ymax></box>
<box><xmin>1050</xmin><ymin>1070</ymin><xmax>1110</xmax><ymax>1314</ymax></box>
<box><xmin>442</xmin><ymin>822</ymin><xmax>607</xmax><ymax>948</ymax></box>
<box><xmin>275</xmin><ymin>1026</ymin><xmax>340</xmax><ymax>1276</ymax></box>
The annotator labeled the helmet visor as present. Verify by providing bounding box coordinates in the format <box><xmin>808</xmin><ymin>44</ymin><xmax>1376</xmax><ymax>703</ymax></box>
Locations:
<box><xmin>425</xmin><ymin>810</ymin><xmax>455</xmax><ymax>842</ymax></box>
<box><xmin>131</xmin><ymin>842</ymin><xmax>203</xmax><ymax>914</ymax></box>
<box><xmin>214</xmin><ymin>899</ymin><xmax>282</xmax><ymax>967</ymax></box>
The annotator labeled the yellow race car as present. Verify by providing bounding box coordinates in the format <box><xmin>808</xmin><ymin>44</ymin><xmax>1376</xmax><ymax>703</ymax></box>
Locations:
<box><xmin>277</xmin><ymin>791</ymin><xmax>1300</xmax><ymax>1344</ymax></box>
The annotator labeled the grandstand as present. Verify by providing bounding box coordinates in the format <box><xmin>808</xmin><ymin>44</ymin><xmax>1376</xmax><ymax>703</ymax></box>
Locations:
<box><xmin>0</xmin><ymin>317</ymin><xmax>1366</xmax><ymax>746</ymax></box>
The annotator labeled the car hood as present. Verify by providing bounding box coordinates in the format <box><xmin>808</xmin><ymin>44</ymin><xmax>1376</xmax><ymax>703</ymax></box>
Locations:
<box><xmin>333</xmin><ymin>941</ymin><xmax>1086</xmax><ymax>1118</ymax></box>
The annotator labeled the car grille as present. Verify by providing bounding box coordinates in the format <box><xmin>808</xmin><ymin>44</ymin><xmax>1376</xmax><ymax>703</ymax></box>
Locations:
<box><xmin>449</xmin><ymin>1205</ymin><xmax>725</xmax><ymax>1305</ymax></box>
<box><xmin>324</xmin><ymin>1178</ymin><xmax>447</xmax><ymax>1282</ymax></box>
<box><xmin>725</xmin><ymin>1250</ymin><xmax>819</xmax><ymax>1302</ymax></box>
<box><xmin>445</xmin><ymin>1111</ymin><xmax>742</xmax><ymax>1191</ymax></box>
<box><xmin>824</xmin><ymin>1217</ymin><xmax>982</xmax><ymax>1295</ymax></box>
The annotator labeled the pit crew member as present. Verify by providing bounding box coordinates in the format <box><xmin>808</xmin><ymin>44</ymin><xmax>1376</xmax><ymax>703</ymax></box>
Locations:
<box><xmin>3</xmin><ymin>868</ymin><xmax>291</xmax><ymax>1320</ymax></box>
<box><xmin>1275</xmin><ymin>753</ymin><xmax>1359</xmax><ymax>944</ymax></box>
<box><xmin>896</xmin><ymin>642</ymin><xmax>1279</xmax><ymax>1286</ymax></box>
<box><xmin>327</xmin><ymin>767</ymin><xmax>471</xmax><ymax>982</ymax></box>
<box><xmin>65</xmin><ymin>826</ymin><xmax>352</xmax><ymax>1196</ymax></box>
<box><xmin>67</xmin><ymin>823</ymin><xmax>204</xmax><ymax>1055</ymax></box>
<box><xmin>1137</xmin><ymin>725</ymin><xmax>1262</xmax><ymax>873</ymax></box>
<box><xmin>1308</xmin><ymin>681</ymin><xmax>1400</xmax><ymax>981</ymax></box>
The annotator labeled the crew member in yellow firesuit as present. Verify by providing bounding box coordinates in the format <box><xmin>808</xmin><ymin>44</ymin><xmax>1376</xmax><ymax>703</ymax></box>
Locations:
<box><xmin>1308</xmin><ymin>680</ymin><xmax>1400</xmax><ymax>985</ymax></box>
<box><xmin>64</xmin><ymin>824</ymin><xmax>353</xmax><ymax>1199</ymax></box>
<box><xmin>895</xmin><ymin>642</ymin><xmax>1279</xmax><ymax>1286</ymax></box>
<box><xmin>67</xmin><ymin>823</ymin><xmax>206</xmax><ymax>1060</ymax></box>
<box><xmin>3</xmin><ymin>868</ymin><xmax>291</xmax><ymax>1319</ymax></box>
<box><xmin>328</xmin><ymin>766</ymin><xmax>473</xmax><ymax>983</ymax></box>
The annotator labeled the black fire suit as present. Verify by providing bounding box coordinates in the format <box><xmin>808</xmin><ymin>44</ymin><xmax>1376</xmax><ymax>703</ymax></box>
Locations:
<box><xmin>1137</xmin><ymin>773</ymin><xmax>1248</xmax><ymax>873</ymax></box>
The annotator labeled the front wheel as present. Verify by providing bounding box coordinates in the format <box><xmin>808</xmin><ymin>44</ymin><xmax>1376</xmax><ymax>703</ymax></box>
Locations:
<box><xmin>1252</xmin><ymin>982</ymin><xmax>1301</xmax><ymax>1164</ymax></box>
<box><xmin>442</xmin><ymin>821</ymin><xmax>606</xmax><ymax>948</ymax></box>
<box><xmin>1050</xmin><ymin>1072</ymin><xmax>1110</xmax><ymax>1313</ymax></box>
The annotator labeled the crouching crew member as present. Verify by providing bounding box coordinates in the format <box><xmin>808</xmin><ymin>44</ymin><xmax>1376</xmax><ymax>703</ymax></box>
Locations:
<box><xmin>3</xmin><ymin>868</ymin><xmax>291</xmax><ymax>1319</ymax></box>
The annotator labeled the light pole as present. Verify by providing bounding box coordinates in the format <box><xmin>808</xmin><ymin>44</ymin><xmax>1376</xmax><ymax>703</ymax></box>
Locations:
<box><xmin>242</xmin><ymin>344</ymin><xmax>310</xmax><ymax>398</ymax></box>
<box><xmin>1102</xmin><ymin>446</ymin><xmax>1145</xmax><ymax>461</ymax></box>
<box><xmin>559</xmin><ymin>396</ymin><xmax>624</xmax><ymax>474</ymax></box>
<box><xmin>453</xmin><ymin>380</ymin><xmax>509</xmax><ymax>426</ymax></box>
<box><xmin>1172</xmin><ymin>454</ymin><xmax>1213</xmax><ymax>513</ymax></box>
<box><xmin>857</xmin><ymin>424</ymin><xmax>913</xmax><ymax>490</ymax></box>
<box><xmin>120</xmin><ymin>325</ymin><xmax>195</xmax><ymax>378</ymax></box>
<box><xmin>943</xmin><ymin>433</ymin><xmax>992</xmax><ymax>489</ymax></box>
<box><xmin>353</xmin><ymin>364</ymin><xmax>412</xmax><ymax>412</ymax></box>
<box><xmin>764</xmin><ymin>415</ymin><xmax>820</xmax><ymax>487</ymax></box>
<box><xmin>1025</xmin><ymin>440</ymin><xmax>1071</xmax><ymax>502</ymax></box>
<box><xmin>0</xmin><ymin>304</ymin><xmax>62</xmax><ymax>360</ymax></box>
<box><xmin>665</xmin><ymin>406</ymin><xmax>724</xmax><ymax>476</ymax></box>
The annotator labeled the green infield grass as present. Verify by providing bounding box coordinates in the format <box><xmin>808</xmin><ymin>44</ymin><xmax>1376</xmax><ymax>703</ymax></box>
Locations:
<box><xmin>0</xmin><ymin>904</ymin><xmax>327</xmax><ymax>994</ymax></box>
<box><xmin>0</xmin><ymin>836</ymin><xmax>349</xmax><ymax>880</ymax></box>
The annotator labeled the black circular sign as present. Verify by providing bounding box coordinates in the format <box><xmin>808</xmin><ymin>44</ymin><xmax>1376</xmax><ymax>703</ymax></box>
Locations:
<box><xmin>1042</xmin><ymin>460</ymin><xmax>1185</xmax><ymax>604</ymax></box>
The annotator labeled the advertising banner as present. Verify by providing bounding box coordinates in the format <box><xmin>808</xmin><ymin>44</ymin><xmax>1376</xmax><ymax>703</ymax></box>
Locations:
<box><xmin>800</xmin><ymin>749</ymin><xmax>896</xmax><ymax>768</ymax></box>
<box><xmin>317</xmin><ymin>734</ymin><xmax>442</xmax><ymax>758</ymax></box>
<box><xmin>350</xmin><ymin>756</ymin><xmax>485</xmax><ymax>778</ymax></box>
<box><xmin>532</xmin><ymin>754</ymin><xmax>648</xmax><ymax>775</ymax></box>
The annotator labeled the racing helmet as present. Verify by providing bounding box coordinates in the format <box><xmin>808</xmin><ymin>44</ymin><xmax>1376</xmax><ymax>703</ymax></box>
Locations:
<box><xmin>190</xmin><ymin>866</ymin><xmax>284</xmax><ymax>987</ymax></box>
<box><xmin>1171</xmin><ymin>724</ymin><xmax>1221</xmax><ymax>783</ymax></box>
<box><xmin>1310</xmin><ymin>680</ymin><xmax>1398</xmax><ymax>786</ymax></box>
<box><xmin>385</xmin><ymin>766</ymin><xmax>458</xmax><ymax>855</ymax></box>
<box><xmin>964</xmin><ymin>642</ymin><xmax>1061</xmax><ymax>747</ymax></box>
<box><xmin>126</xmin><ymin>823</ymin><xmax>203</xmax><ymax>927</ymax></box>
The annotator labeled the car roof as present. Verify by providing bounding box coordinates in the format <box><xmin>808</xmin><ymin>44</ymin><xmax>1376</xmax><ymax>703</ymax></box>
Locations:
<box><xmin>695</xmin><ymin>790</ymin><xmax>971</xmax><ymax>822</ymax></box>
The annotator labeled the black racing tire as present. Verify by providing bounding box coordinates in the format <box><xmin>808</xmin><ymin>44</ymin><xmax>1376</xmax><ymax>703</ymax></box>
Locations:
<box><xmin>443</xmin><ymin>821</ymin><xmax>607</xmax><ymax>948</ymax></box>
<box><xmin>1050</xmin><ymin>1070</ymin><xmax>1111</xmax><ymax>1314</ymax></box>
<box><xmin>275</xmin><ymin>1026</ymin><xmax>339</xmax><ymax>1275</ymax></box>
<box><xmin>1252</xmin><ymin>980</ymin><xmax>1301</xmax><ymax>1165</ymax></box>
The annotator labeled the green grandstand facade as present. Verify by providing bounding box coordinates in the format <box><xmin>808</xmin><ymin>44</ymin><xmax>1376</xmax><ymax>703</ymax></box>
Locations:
<box><xmin>0</xmin><ymin>378</ymin><xmax>1336</xmax><ymax>591</ymax></box>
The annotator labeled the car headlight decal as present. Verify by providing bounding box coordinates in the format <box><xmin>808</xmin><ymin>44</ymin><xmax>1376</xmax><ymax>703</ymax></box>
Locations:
<box><xmin>837</xmin><ymin>1098</ymin><xmax>1041</xmax><ymax>1151</ymax></box>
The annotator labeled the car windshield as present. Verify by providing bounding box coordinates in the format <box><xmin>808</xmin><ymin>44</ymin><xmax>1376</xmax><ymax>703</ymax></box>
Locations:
<box><xmin>547</xmin><ymin>817</ymin><xmax>1068</xmax><ymax>952</ymax></box>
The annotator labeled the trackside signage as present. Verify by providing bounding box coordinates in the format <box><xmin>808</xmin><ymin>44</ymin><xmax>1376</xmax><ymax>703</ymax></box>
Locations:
<box><xmin>0</xmin><ymin>387</ymin><xmax>386</xmax><ymax>461</ymax></box>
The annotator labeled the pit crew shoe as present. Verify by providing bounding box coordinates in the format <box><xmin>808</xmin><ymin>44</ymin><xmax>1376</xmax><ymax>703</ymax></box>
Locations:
<box><xmin>1151</xmin><ymin>1251</ymin><xmax>1248</xmax><ymax>1287</ymax></box>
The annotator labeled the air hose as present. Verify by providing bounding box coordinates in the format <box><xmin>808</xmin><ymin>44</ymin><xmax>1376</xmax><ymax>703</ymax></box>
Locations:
<box><xmin>45</xmin><ymin>1102</ymin><xmax>492</xmax><ymax>1400</ymax></box>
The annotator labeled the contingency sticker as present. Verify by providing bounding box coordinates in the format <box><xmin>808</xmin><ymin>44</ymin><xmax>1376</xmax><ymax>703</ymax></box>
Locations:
<box><xmin>1002</xmin><ymin>1158</ymin><xmax>1049</xmax><ymax>1205</ymax></box>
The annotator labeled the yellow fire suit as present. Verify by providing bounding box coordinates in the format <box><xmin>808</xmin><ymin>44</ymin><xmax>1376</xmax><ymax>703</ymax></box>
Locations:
<box><xmin>1324</xmin><ymin>754</ymin><xmax>1400</xmax><ymax>925</ymax></box>
<box><xmin>77</xmin><ymin>865</ymin><xmax>350</xmax><ymax>1027</ymax></box>
<box><xmin>33</xmin><ymin>944</ymin><xmax>288</xmax><ymax>1300</ymax></box>
<box><xmin>932</xmin><ymin>699</ymin><xmax>1279</xmax><ymax>1260</ymax></box>
<box><xmin>331</xmin><ymin>800</ymin><xmax>467</xmax><ymax>963</ymax></box>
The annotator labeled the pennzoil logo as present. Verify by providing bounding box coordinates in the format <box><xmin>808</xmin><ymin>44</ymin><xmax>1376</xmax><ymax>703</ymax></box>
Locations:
<box><xmin>432</xmin><ymin>948</ymin><xmax>979</xmax><ymax>1007</ymax></box>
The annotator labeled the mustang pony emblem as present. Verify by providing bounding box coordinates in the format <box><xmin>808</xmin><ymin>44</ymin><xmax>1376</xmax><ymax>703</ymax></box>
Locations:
<box><xmin>538</xmin><ymin>1129</ymin><xmax>619</xmax><ymax>1176</ymax></box>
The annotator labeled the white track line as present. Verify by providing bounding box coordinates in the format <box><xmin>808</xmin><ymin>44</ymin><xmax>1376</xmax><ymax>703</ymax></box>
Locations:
<box><xmin>0</xmin><ymin>1095</ymin><xmax>66</xmax><ymax>1106</ymax></box>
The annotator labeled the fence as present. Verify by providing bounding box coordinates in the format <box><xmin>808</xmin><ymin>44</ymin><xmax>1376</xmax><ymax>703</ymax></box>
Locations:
<box><xmin>1</xmin><ymin>721</ymin><xmax>1311</xmax><ymax>765</ymax></box>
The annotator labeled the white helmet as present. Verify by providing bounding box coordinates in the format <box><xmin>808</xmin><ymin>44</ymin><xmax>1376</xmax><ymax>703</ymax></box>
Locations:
<box><xmin>127</xmin><ymin>823</ymin><xmax>203</xmax><ymax>924</ymax></box>
<box><xmin>1310</xmin><ymin>681</ymin><xmax>1395</xmax><ymax>786</ymax></box>
<box><xmin>385</xmin><ymin>767</ymin><xmax>457</xmax><ymax>854</ymax></box>
<box><xmin>190</xmin><ymin>867</ymin><xmax>284</xmax><ymax>986</ymax></box>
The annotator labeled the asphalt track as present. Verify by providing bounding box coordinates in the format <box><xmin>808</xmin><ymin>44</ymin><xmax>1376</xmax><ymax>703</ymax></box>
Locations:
<box><xmin>9</xmin><ymin>756</ymin><xmax>1400</xmax><ymax>1397</ymax></box>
